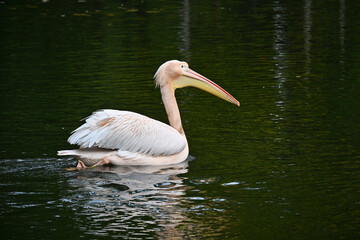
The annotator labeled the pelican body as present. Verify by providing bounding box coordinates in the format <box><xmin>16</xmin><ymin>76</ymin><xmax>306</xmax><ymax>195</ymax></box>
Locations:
<box><xmin>58</xmin><ymin>60</ymin><xmax>239</xmax><ymax>168</ymax></box>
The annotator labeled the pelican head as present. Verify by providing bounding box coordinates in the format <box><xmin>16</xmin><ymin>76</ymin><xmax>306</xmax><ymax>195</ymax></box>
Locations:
<box><xmin>154</xmin><ymin>60</ymin><xmax>240</xmax><ymax>106</ymax></box>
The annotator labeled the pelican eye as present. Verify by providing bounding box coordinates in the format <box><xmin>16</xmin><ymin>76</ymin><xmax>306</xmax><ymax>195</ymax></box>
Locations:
<box><xmin>180</xmin><ymin>65</ymin><xmax>187</xmax><ymax>70</ymax></box>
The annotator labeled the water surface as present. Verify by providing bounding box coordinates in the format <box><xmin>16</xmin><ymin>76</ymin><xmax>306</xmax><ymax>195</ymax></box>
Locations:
<box><xmin>1</xmin><ymin>0</ymin><xmax>359</xmax><ymax>239</ymax></box>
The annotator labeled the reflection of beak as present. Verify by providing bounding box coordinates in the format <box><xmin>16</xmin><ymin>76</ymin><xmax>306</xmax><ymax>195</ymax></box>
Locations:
<box><xmin>173</xmin><ymin>68</ymin><xmax>240</xmax><ymax>106</ymax></box>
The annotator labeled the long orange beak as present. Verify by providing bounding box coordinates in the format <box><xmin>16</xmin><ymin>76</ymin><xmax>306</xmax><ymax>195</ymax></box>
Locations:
<box><xmin>173</xmin><ymin>67</ymin><xmax>240</xmax><ymax>106</ymax></box>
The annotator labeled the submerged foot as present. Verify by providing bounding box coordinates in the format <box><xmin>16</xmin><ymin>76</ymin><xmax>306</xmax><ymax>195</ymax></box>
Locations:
<box><xmin>77</xmin><ymin>157</ymin><xmax>111</xmax><ymax>170</ymax></box>
<box><xmin>90</xmin><ymin>157</ymin><xmax>111</xmax><ymax>168</ymax></box>
<box><xmin>76</xmin><ymin>160</ymin><xmax>87</xmax><ymax>170</ymax></box>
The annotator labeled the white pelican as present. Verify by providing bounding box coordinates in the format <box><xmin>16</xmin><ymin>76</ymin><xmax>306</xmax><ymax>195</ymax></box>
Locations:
<box><xmin>58</xmin><ymin>60</ymin><xmax>239</xmax><ymax>169</ymax></box>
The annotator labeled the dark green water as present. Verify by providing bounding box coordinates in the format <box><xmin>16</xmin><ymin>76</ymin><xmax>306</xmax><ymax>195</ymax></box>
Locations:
<box><xmin>1</xmin><ymin>0</ymin><xmax>360</xmax><ymax>239</ymax></box>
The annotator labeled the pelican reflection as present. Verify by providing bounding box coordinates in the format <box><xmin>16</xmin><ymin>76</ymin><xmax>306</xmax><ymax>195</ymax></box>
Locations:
<box><xmin>66</xmin><ymin>161</ymin><xmax>189</xmax><ymax>238</ymax></box>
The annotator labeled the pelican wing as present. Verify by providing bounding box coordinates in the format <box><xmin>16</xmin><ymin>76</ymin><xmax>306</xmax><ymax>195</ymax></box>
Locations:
<box><xmin>68</xmin><ymin>110</ymin><xmax>186</xmax><ymax>157</ymax></box>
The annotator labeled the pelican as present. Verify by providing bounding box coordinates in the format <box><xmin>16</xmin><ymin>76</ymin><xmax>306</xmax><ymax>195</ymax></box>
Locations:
<box><xmin>58</xmin><ymin>60</ymin><xmax>239</xmax><ymax>168</ymax></box>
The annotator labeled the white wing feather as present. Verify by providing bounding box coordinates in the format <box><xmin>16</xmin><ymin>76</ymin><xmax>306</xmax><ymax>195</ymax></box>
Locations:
<box><xmin>68</xmin><ymin>110</ymin><xmax>186</xmax><ymax>157</ymax></box>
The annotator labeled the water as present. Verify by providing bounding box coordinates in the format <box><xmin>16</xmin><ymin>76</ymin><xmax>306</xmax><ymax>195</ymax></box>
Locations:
<box><xmin>1</xmin><ymin>0</ymin><xmax>360</xmax><ymax>239</ymax></box>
